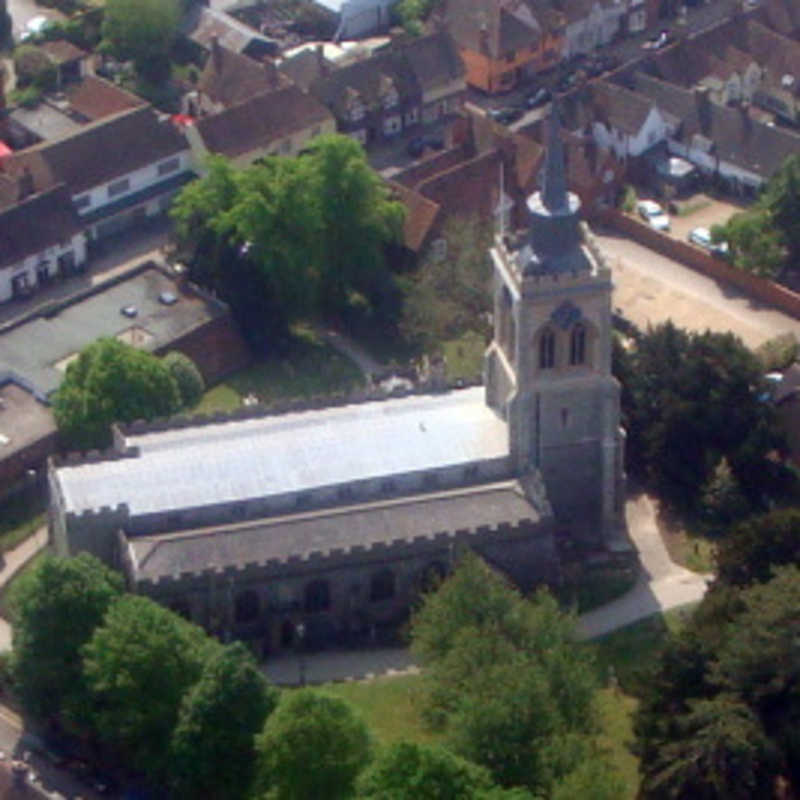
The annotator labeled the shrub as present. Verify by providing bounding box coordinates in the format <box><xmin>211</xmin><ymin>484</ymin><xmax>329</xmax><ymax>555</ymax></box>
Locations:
<box><xmin>162</xmin><ymin>351</ymin><xmax>205</xmax><ymax>408</ymax></box>
<box><xmin>755</xmin><ymin>332</ymin><xmax>798</xmax><ymax>372</ymax></box>
<box><xmin>619</xmin><ymin>184</ymin><xmax>637</xmax><ymax>213</ymax></box>
<box><xmin>13</xmin><ymin>45</ymin><xmax>57</xmax><ymax>90</ymax></box>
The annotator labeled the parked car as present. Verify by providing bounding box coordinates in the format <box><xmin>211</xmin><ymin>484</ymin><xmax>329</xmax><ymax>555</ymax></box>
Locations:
<box><xmin>688</xmin><ymin>226</ymin><xmax>729</xmax><ymax>256</ymax></box>
<box><xmin>526</xmin><ymin>88</ymin><xmax>552</xmax><ymax>109</ymax></box>
<box><xmin>642</xmin><ymin>29</ymin><xmax>673</xmax><ymax>50</ymax></box>
<box><xmin>488</xmin><ymin>106</ymin><xmax>523</xmax><ymax>125</ymax></box>
<box><xmin>636</xmin><ymin>199</ymin><xmax>671</xmax><ymax>231</ymax></box>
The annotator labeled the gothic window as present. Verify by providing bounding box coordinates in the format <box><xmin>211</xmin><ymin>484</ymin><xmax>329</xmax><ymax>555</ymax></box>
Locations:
<box><xmin>570</xmin><ymin>324</ymin><xmax>586</xmax><ymax>365</ymax></box>
<box><xmin>235</xmin><ymin>590</ymin><xmax>260</xmax><ymax>623</ymax></box>
<box><xmin>369</xmin><ymin>569</ymin><xmax>395</xmax><ymax>602</ymax></box>
<box><xmin>304</xmin><ymin>580</ymin><xmax>331</xmax><ymax>613</ymax></box>
<box><xmin>539</xmin><ymin>328</ymin><xmax>556</xmax><ymax>369</ymax></box>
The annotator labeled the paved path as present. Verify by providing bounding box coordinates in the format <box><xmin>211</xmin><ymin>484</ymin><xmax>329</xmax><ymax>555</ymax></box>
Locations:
<box><xmin>264</xmin><ymin>493</ymin><xmax>711</xmax><ymax>685</ymax></box>
<box><xmin>0</xmin><ymin>528</ymin><xmax>50</xmax><ymax>652</ymax></box>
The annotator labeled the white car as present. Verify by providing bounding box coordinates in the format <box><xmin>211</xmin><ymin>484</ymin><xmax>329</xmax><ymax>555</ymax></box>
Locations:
<box><xmin>636</xmin><ymin>199</ymin><xmax>671</xmax><ymax>231</ymax></box>
<box><xmin>688</xmin><ymin>226</ymin><xmax>729</xmax><ymax>255</ymax></box>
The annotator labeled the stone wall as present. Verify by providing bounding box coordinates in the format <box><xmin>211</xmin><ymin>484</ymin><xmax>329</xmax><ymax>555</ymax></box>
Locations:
<box><xmin>599</xmin><ymin>208</ymin><xmax>800</xmax><ymax>320</ymax></box>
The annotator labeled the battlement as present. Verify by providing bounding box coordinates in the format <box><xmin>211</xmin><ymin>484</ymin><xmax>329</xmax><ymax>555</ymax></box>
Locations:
<box><xmin>134</xmin><ymin>518</ymin><xmax>540</xmax><ymax>590</ymax></box>
<box><xmin>65</xmin><ymin>503</ymin><xmax>130</xmax><ymax>526</ymax></box>
<box><xmin>116</xmin><ymin>378</ymin><xmax>484</xmax><ymax>440</ymax></box>
<box><xmin>53</xmin><ymin>445</ymin><xmax>141</xmax><ymax>468</ymax></box>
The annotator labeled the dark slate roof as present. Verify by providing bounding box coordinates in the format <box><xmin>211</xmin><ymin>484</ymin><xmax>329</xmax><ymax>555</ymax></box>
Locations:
<box><xmin>195</xmin><ymin>87</ymin><xmax>333</xmax><ymax>158</ymax></box>
<box><xmin>401</xmin><ymin>31</ymin><xmax>465</xmax><ymax>92</ymax></box>
<box><xmin>64</xmin><ymin>75</ymin><xmax>145</xmax><ymax>122</ymax></box>
<box><xmin>6</xmin><ymin>107</ymin><xmax>188</xmax><ymax>196</ymax></box>
<box><xmin>127</xmin><ymin>480</ymin><xmax>540</xmax><ymax>581</ymax></box>
<box><xmin>310</xmin><ymin>51</ymin><xmax>420</xmax><ymax>117</ymax></box>
<box><xmin>0</xmin><ymin>184</ymin><xmax>82</xmax><ymax>269</ymax></box>
<box><xmin>631</xmin><ymin>71</ymin><xmax>800</xmax><ymax>178</ymax></box>
<box><xmin>198</xmin><ymin>43</ymin><xmax>289</xmax><ymax>107</ymax></box>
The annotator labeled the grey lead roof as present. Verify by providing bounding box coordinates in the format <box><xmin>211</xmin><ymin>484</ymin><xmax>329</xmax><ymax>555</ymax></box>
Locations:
<box><xmin>56</xmin><ymin>387</ymin><xmax>510</xmax><ymax>516</ymax></box>
<box><xmin>126</xmin><ymin>480</ymin><xmax>537</xmax><ymax>580</ymax></box>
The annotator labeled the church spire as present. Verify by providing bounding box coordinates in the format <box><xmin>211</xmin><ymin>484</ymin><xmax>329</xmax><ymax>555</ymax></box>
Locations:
<box><xmin>542</xmin><ymin>105</ymin><xmax>568</xmax><ymax>214</ymax></box>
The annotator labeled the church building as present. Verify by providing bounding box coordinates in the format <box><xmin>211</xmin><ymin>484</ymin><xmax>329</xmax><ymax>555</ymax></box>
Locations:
<box><xmin>48</xmin><ymin>109</ymin><xmax>624</xmax><ymax>652</ymax></box>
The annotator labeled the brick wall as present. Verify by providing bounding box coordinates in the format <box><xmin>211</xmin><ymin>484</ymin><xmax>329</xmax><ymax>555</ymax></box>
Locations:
<box><xmin>599</xmin><ymin>208</ymin><xmax>800</xmax><ymax>321</ymax></box>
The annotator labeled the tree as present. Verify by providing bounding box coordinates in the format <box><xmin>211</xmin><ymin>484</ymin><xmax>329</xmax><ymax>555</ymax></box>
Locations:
<box><xmin>551</xmin><ymin>753</ymin><xmax>629</xmax><ymax>800</ymax></box>
<box><xmin>642</xmin><ymin>697</ymin><xmax>777</xmax><ymax>800</ymax></box>
<box><xmin>9</xmin><ymin>554</ymin><xmax>123</xmax><ymax>722</ymax></box>
<box><xmin>102</xmin><ymin>0</ymin><xmax>180</xmax><ymax>80</ymax></box>
<box><xmin>712</xmin><ymin>209</ymin><xmax>785</xmax><ymax>278</ymax></box>
<box><xmin>170</xmin><ymin>642</ymin><xmax>279</xmax><ymax>800</ymax></box>
<box><xmin>356</xmin><ymin>742</ymin><xmax>495</xmax><ymax>800</ymax></box>
<box><xmin>13</xmin><ymin>46</ymin><xmax>57</xmax><ymax>90</ymax></box>
<box><xmin>252</xmin><ymin>689</ymin><xmax>372</xmax><ymax>800</ymax></box>
<box><xmin>714</xmin><ymin>508</ymin><xmax>800</xmax><ymax>588</ymax></box>
<box><xmin>699</xmin><ymin>457</ymin><xmax>749</xmax><ymax>530</ymax></box>
<box><xmin>53</xmin><ymin>338</ymin><xmax>181</xmax><ymax>450</ymax></box>
<box><xmin>621</xmin><ymin>322</ymin><xmax>778</xmax><ymax>511</ymax></box>
<box><xmin>762</xmin><ymin>153</ymin><xmax>800</xmax><ymax>269</ymax></box>
<box><xmin>162</xmin><ymin>351</ymin><xmax>205</xmax><ymax>408</ymax></box>
<box><xmin>82</xmin><ymin>595</ymin><xmax>217</xmax><ymax>779</ymax></box>
<box><xmin>410</xmin><ymin>553</ymin><xmax>602</xmax><ymax>794</ymax></box>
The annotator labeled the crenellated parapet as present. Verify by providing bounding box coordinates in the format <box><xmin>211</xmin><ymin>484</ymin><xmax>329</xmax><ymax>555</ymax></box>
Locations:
<box><xmin>52</xmin><ymin>446</ymin><xmax>141</xmax><ymax>468</ymax></box>
<box><xmin>133</xmin><ymin>519</ymin><xmax>542</xmax><ymax>590</ymax></box>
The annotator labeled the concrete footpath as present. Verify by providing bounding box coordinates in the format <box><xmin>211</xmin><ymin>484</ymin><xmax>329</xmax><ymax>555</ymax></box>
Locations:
<box><xmin>264</xmin><ymin>493</ymin><xmax>712</xmax><ymax>685</ymax></box>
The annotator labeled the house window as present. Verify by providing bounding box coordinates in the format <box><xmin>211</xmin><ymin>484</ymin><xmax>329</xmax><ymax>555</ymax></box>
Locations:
<box><xmin>570</xmin><ymin>324</ymin><xmax>586</xmax><ymax>365</ymax></box>
<box><xmin>74</xmin><ymin>194</ymin><xmax>91</xmax><ymax>210</ymax></box>
<box><xmin>107</xmin><ymin>178</ymin><xmax>130</xmax><ymax>198</ymax></box>
<box><xmin>383</xmin><ymin>89</ymin><xmax>399</xmax><ymax>109</ymax></box>
<box><xmin>382</xmin><ymin>116</ymin><xmax>402</xmax><ymax>136</ymax></box>
<box><xmin>36</xmin><ymin>262</ymin><xmax>51</xmax><ymax>285</ymax></box>
<box><xmin>404</xmin><ymin>108</ymin><xmax>419</xmax><ymax>126</ymax></box>
<box><xmin>539</xmin><ymin>328</ymin><xmax>556</xmax><ymax>369</ymax></box>
<box><xmin>157</xmin><ymin>157</ymin><xmax>180</xmax><ymax>176</ymax></box>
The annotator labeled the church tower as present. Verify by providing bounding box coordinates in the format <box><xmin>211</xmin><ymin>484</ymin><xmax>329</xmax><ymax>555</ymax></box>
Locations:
<box><xmin>484</xmin><ymin>108</ymin><xmax>624</xmax><ymax>544</ymax></box>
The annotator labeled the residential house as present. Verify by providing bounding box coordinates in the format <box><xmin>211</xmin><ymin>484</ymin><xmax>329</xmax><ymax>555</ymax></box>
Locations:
<box><xmin>444</xmin><ymin>0</ymin><xmax>565</xmax><ymax>93</ymax></box>
<box><xmin>187</xmin><ymin>86</ymin><xmax>335</xmax><ymax>167</ymax></box>
<box><xmin>560</xmin><ymin>0</ymin><xmax>625</xmax><ymax>58</ymax></box>
<box><xmin>187</xmin><ymin>38</ymin><xmax>290</xmax><ymax>116</ymax></box>
<box><xmin>630</xmin><ymin>71</ymin><xmax>800</xmax><ymax>193</ymax></box>
<box><xmin>0</xmin><ymin>181</ymin><xmax>86</xmax><ymax>301</ymax></box>
<box><xmin>6</xmin><ymin>106</ymin><xmax>192</xmax><ymax>240</ymax></box>
<box><xmin>313</xmin><ymin>0</ymin><xmax>397</xmax><ymax>40</ymax></box>
<box><xmin>575</xmin><ymin>80</ymin><xmax>675</xmax><ymax>159</ymax></box>
<box><xmin>310</xmin><ymin>35</ymin><xmax>464</xmax><ymax>146</ymax></box>
<box><xmin>38</xmin><ymin>40</ymin><xmax>90</xmax><ymax>88</ymax></box>
<box><xmin>63</xmin><ymin>75</ymin><xmax>146</xmax><ymax>123</ymax></box>
<box><xmin>184</xmin><ymin>5</ymin><xmax>279</xmax><ymax>61</ymax></box>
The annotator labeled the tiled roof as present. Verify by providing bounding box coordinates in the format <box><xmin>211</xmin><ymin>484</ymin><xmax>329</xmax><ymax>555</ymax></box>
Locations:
<box><xmin>198</xmin><ymin>43</ymin><xmax>289</xmax><ymax>107</ymax></box>
<box><xmin>589</xmin><ymin>80</ymin><xmax>656</xmax><ymax>135</ymax></box>
<box><xmin>389</xmin><ymin>180</ymin><xmax>441</xmax><ymax>252</ymax></box>
<box><xmin>742</xmin><ymin>21</ymin><xmax>800</xmax><ymax>88</ymax></box>
<box><xmin>401</xmin><ymin>31</ymin><xmax>465</xmax><ymax>92</ymax></box>
<box><xmin>0</xmin><ymin>184</ymin><xmax>82</xmax><ymax>269</ymax></box>
<box><xmin>279</xmin><ymin>47</ymin><xmax>333</xmax><ymax>92</ymax></box>
<box><xmin>6</xmin><ymin>107</ymin><xmax>188</xmax><ymax>196</ymax></box>
<box><xmin>63</xmin><ymin>75</ymin><xmax>145</xmax><ymax>122</ymax></box>
<box><xmin>195</xmin><ymin>87</ymin><xmax>333</xmax><ymax>158</ymax></box>
<box><xmin>445</xmin><ymin>0</ymin><xmax>545</xmax><ymax>58</ymax></box>
<box><xmin>39</xmin><ymin>39</ymin><xmax>88</xmax><ymax>64</ymax></box>
<box><xmin>127</xmin><ymin>480</ymin><xmax>538</xmax><ymax>580</ymax></box>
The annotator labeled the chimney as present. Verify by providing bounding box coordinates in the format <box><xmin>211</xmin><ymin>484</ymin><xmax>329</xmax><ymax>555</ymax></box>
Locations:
<box><xmin>211</xmin><ymin>34</ymin><xmax>222</xmax><ymax>73</ymax></box>
<box><xmin>316</xmin><ymin>44</ymin><xmax>329</xmax><ymax>76</ymax></box>
<box><xmin>17</xmin><ymin>166</ymin><xmax>34</xmax><ymax>201</ymax></box>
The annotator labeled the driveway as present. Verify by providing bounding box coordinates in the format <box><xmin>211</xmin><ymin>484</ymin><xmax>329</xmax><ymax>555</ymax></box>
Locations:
<box><xmin>668</xmin><ymin>194</ymin><xmax>744</xmax><ymax>242</ymax></box>
<box><xmin>598</xmin><ymin>230</ymin><xmax>800</xmax><ymax>349</ymax></box>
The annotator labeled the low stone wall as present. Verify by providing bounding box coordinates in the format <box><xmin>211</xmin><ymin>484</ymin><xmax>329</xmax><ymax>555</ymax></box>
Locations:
<box><xmin>598</xmin><ymin>207</ymin><xmax>800</xmax><ymax>321</ymax></box>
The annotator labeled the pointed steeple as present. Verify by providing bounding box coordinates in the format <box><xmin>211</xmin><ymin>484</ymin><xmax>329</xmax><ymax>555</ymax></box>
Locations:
<box><xmin>542</xmin><ymin>105</ymin><xmax>568</xmax><ymax>214</ymax></box>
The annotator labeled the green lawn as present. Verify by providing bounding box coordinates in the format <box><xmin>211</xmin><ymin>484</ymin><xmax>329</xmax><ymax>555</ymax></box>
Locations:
<box><xmin>441</xmin><ymin>330</ymin><xmax>487</xmax><ymax>383</ymax></box>
<box><xmin>192</xmin><ymin>326</ymin><xmax>366</xmax><ymax>415</ymax></box>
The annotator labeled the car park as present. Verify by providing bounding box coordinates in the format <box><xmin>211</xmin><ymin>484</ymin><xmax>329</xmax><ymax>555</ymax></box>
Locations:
<box><xmin>688</xmin><ymin>226</ymin><xmax>729</xmax><ymax>256</ymax></box>
<box><xmin>636</xmin><ymin>199</ymin><xmax>671</xmax><ymax>231</ymax></box>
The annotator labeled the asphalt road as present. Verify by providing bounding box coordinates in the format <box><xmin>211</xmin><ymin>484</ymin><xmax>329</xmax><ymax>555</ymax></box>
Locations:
<box><xmin>599</xmin><ymin>230</ymin><xmax>800</xmax><ymax>349</ymax></box>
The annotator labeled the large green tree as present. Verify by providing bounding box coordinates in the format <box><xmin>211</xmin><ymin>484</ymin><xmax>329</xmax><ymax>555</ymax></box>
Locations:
<box><xmin>102</xmin><ymin>0</ymin><xmax>180</xmax><ymax>80</ymax></box>
<box><xmin>9</xmin><ymin>554</ymin><xmax>123</xmax><ymax>722</ymax></box>
<box><xmin>356</xmin><ymin>741</ymin><xmax>495</xmax><ymax>800</ymax></box>
<box><xmin>170</xmin><ymin>139</ymin><xmax>405</xmax><ymax>349</ymax></box>
<box><xmin>410</xmin><ymin>553</ymin><xmax>604</xmax><ymax>795</ymax></box>
<box><xmin>252</xmin><ymin>689</ymin><xmax>372</xmax><ymax>800</ymax></box>
<box><xmin>170</xmin><ymin>642</ymin><xmax>279</xmax><ymax>800</ymax></box>
<box><xmin>620</xmin><ymin>322</ymin><xmax>778</xmax><ymax>511</ymax></box>
<box><xmin>82</xmin><ymin>595</ymin><xmax>217</xmax><ymax>779</ymax></box>
<box><xmin>53</xmin><ymin>337</ymin><xmax>181</xmax><ymax>451</ymax></box>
